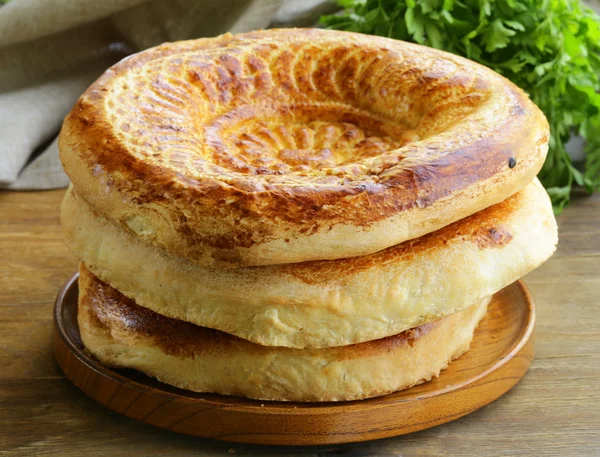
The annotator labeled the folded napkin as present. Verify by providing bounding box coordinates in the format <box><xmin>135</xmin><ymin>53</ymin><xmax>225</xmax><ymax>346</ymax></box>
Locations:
<box><xmin>0</xmin><ymin>0</ymin><xmax>334</xmax><ymax>190</ymax></box>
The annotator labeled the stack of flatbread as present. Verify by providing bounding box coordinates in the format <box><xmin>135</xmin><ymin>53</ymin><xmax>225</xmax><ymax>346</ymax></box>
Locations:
<box><xmin>60</xmin><ymin>29</ymin><xmax>557</xmax><ymax>402</ymax></box>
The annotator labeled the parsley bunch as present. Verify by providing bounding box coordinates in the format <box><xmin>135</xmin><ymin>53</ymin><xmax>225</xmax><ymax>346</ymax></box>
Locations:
<box><xmin>322</xmin><ymin>0</ymin><xmax>600</xmax><ymax>213</ymax></box>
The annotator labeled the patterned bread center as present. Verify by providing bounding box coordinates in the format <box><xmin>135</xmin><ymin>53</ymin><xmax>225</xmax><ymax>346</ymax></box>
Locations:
<box><xmin>106</xmin><ymin>32</ymin><xmax>490</xmax><ymax>184</ymax></box>
<box><xmin>214</xmin><ymin>112</ymin><xmax>417</xmax><ymax>174</ymax></box>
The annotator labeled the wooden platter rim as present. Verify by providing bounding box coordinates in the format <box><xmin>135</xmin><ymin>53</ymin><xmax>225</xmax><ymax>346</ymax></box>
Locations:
<box><xmin>54</xmin><ymin>274</ymin><xmax>534</xmax><ymax>414</ymax></box>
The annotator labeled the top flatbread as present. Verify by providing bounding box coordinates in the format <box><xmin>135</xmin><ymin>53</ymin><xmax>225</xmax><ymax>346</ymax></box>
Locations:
<box><xmin>59</xmin><ymin>28</ymin><xmax>548</xmax><ymax>266</ymax></box>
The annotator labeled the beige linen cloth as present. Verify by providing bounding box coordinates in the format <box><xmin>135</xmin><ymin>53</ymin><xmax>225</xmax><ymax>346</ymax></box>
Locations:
<box><xmin>0</xmin><ymin>0</ymin><xmax>334</xmax><ymax>190</ymax></box>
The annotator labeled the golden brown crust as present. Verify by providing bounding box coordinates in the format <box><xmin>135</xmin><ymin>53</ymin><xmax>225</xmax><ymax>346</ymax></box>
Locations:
<box><xmin>277</xmin><ymin>188</ymin><xmax>520</xmax><ymax>283</ymax></box>
<box><xmin>60</xmin><ymin>28</ymin><xmax>549</xmax><ymax>266</ymax></box>
<box><xmin>81</xmin><ymin>264</ymin><xmax>240</xmax><ymax>359</ymax></box>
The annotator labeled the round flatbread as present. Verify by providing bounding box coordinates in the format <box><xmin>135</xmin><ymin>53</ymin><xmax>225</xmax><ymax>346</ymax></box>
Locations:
<box><xmin>59</xmin><ymin>28</ymin><xmax>548</xmax><ymax>266</ymax></box>
<box><xmin>78</xmin><ymin>265</ymin><xmax>490</xmax><ymax>402</ymax></box>
<box><xmin>63</xmin><ymin>179</ymin><xmax>556</xmax><ymax>348</ymax></box>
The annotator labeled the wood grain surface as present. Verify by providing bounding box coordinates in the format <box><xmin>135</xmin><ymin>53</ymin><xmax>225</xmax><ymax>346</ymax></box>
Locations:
<box><xmin>1</xmin><ymin>188</ymin><xmax>599</xmax><ymax>456</ymax></box>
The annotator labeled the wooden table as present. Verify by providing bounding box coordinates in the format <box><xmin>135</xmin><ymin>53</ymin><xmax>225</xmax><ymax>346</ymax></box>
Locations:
<box><xmin>1</xmin><ymin>188</ymin><xmax>599</xmax><ymax>456</ymax></box>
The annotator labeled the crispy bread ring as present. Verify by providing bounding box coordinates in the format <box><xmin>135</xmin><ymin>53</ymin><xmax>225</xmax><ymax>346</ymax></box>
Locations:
<box><xmin>59</xmin><ymin>29</ymin><xmax>548</xmax><ymax>266</ymax></box>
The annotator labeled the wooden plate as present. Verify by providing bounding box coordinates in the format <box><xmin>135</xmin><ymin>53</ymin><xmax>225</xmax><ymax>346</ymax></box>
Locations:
<box><xmin>53</xmin><ymin>274</ymin><xmax>535</xmax><ymax>446</ymax></box>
